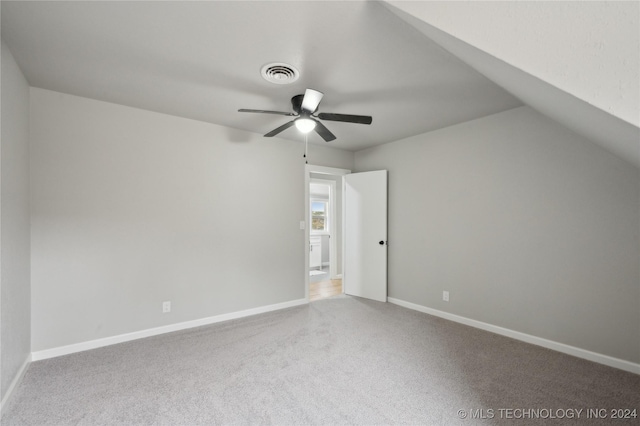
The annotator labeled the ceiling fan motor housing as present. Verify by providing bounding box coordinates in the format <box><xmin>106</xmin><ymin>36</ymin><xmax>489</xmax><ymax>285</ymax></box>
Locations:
<box><xmin>291</xmin><ymin>94</ymin><xmax>305</xmax><ymax>114</ymax></box>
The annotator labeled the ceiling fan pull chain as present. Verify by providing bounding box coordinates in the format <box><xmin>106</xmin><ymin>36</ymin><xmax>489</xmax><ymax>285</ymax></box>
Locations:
<box><xmin>304</xmin><ymin>134</ymin><xmax>308</xmax><ymax>164</ymax></box>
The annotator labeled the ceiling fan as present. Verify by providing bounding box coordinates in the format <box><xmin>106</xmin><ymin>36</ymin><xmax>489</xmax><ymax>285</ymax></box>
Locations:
<box><xmin>238</xmin><ymin>89</ymin><xmax>372</xmax><ymax>142</ymax></box>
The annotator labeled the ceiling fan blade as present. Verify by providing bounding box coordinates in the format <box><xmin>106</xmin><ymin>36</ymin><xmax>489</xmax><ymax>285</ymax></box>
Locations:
<box><xmin>313</xmin><ymin>119</ymin><xmax>336</xmax><ymax>142</ymax></box>
<box><xmin>238</xmin><ymin>109</ymin><xmax>295</xmax><ymax>116</ymax></box>
<box><xmin>301</xmin><ymin>89</ymin><xmax>324</xmax><ymax>113</ymax></box>
<box><xmin>317</xmin><ymin>112</ymin><xmax>372</xmax><ymax>125</ymax></box>
<box><xmin>264</xmin><ymin>120</ymin><xmax>296</xmax><ymax>137</ymax></box>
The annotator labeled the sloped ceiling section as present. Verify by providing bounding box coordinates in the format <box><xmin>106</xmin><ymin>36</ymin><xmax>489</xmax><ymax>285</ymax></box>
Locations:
<box><xmin>384</xmin><ymin>1</ymin><xmax>640</xmax><ymax>168</ymax></box>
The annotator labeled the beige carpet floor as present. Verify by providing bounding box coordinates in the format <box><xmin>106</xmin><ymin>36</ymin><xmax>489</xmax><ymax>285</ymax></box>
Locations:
<box><xmin>2</xmin><ymin>295</ymin><xmax>638</xmax><ymax>425</ymax></box>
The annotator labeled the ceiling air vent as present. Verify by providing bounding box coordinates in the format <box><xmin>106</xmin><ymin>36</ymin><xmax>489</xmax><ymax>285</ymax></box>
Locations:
<box><xmin>261</xmin><ymin>63</ymin><xmax>300</xmax><ymax>85</ymax></box>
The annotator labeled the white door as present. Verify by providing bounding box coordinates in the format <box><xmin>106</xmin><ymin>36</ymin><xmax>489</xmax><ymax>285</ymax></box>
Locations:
<box><xmin>344</xmin><ymin>170</ymin><xmax>387</xmax><ymax>302</ymax></box>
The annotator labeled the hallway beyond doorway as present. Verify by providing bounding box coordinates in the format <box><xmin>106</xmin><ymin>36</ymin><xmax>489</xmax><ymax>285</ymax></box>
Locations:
<box><xmin>310</xmin><ymin>278</ymin><xmax>342</xmax><ymax>301</ymax></box>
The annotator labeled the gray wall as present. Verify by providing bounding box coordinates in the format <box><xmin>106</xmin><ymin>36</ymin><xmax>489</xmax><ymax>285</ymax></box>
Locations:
<box><xmin>1</xmin><ymin>41</ymin><xmax>31</xmax><ymax>400</ymax></box>
<box><xmin>29</xmin><ymin>88</ymin><xmax>354</xmax><ymax>351</ymax></box>
<box><xmin>355</xmin><ymin>106</ymin><xmax>640</xmax><ymax>364</ymax></box>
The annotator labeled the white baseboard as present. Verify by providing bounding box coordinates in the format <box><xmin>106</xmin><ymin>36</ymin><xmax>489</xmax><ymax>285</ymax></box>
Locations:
<box><xmin>387</xmin><ymin>297</ymin><xmax>640</xmax><ymax>375</ymax></box>
<box><xmin>0</xmin><ymin>354</ymin><xmax>32</xmax><ymax>414</ymax></box>
<box><xmin>32</xmin><ymin>298</ymin><xmax>309</xmax><ymax>361</ymax></box>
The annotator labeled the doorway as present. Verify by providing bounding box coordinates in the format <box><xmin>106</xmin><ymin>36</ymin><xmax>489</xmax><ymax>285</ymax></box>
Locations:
<box><xmin>304</xmin><ymin>165</ymin><xmax>389</xmax><ymax>303</ymax></box>
<box><xmin>304</xmin><ymin>165</ymin><xmax>350</xmax><ymax>301</ymax></box>
<box><xmin>309</xmin><ymin>178</ymin><xmax>338</xmax><ymax>300</ymax></box>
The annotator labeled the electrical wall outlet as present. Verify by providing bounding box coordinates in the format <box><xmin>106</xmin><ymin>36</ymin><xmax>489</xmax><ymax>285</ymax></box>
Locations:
<box><xmin>162</xmin><ymin>301</ymin><xmax>171</xmax><ymax>313</ymax></box>
<box><xmin>443</xmin><ymin>291</ymin><xmax>449</xmax><ymax>302</ymax></box>
<box><xmin>300</xmin><ymin>221</ymin><xmax>305</xmax><ymax>230</ymax></box>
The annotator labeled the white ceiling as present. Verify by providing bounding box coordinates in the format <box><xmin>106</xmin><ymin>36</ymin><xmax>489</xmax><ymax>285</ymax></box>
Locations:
<box><xmin>1</xmin><ymin>0</ymin><xmax>522</xmax><ymax>152</ymax></box>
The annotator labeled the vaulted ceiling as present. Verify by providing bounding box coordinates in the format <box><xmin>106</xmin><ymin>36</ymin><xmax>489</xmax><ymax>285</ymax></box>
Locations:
<box><xmin>2</xmin><ymin>0</ymin><xmax>638</xmax><ymax>166</ymax></box>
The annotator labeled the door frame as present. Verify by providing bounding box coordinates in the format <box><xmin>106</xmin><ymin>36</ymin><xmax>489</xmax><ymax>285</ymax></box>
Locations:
<box><xmin>304</xmin><ymin>164</ymin><xmax>351</xmax><ymax>301</ymax></box>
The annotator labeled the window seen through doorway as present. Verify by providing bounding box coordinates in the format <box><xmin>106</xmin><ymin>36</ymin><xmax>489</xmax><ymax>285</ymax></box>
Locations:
<box><xmin>311</xmin><ymin>200</ymin><xmax>328</xmax><ymax>232</ymax></box>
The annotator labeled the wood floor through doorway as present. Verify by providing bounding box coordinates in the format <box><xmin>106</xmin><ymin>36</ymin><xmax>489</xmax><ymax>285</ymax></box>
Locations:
<box><xmin>310</xmin><ymin>279</ymin><xmax>342</xmax><ymax>301</ymax></box>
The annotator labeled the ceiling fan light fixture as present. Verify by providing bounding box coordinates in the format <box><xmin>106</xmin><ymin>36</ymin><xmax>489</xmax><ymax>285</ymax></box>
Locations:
<box><xmin>295</xmin><ymin>118</ymin><xmax>316</xmax><ymax>133</ymax></box>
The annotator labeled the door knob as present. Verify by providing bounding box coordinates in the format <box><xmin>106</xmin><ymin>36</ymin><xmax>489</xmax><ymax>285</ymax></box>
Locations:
<box><xmin>379</xmin><ymin>240</ymin><xmax>385</xmax><ymax>245</ymax></box>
